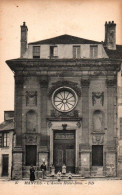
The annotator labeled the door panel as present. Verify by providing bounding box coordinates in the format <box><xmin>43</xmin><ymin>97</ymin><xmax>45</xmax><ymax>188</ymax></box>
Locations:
<box><xmin>66</xmin><ymin>149</ymin><xmax>75</xmax><ymax>173</ymax></box>
<box><xmin>26</xmin><ymin>145</ymin><xmax>37</xmax><ymax>166</ymax></box>
<box><xmin>66</xmin><ymin>149</ymin><xmax>75</xmax><ymax>166</ymax></box>
<box><xmin>55</xmin><ymin>149</ymin><xmax>63</xmax><ymax>166</ymax></box>
<box><xmin>2</xmin><ymin>155</ymin><xmax>9</xmax><ymax>176</ymax></box>
<box><xmin>92</xmin><ymin>145</ymin><xmax>103</xmax><ymax>166</ymax></box>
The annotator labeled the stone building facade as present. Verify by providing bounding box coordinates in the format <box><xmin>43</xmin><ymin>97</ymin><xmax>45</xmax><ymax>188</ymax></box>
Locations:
<box><xmin>6</xmin><ymin>21</ymin><xmax>122</xmax><ymax>179</ymax></box>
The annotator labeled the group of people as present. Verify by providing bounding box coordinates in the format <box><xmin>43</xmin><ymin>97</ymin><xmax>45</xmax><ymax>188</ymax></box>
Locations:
<box><xmin>30</xmin><ymin>161</ymin><xmax>46</xmax><ymax>181</ymax></box>
<box><xmin>30</xmin><ymin>162</ymin><xmax>72</xmax><ymax>181</ymax></box>
<box><xmin>57</xmin><ymin>164</ymin><xmax>72</xmax><ymax>181</ymax></box>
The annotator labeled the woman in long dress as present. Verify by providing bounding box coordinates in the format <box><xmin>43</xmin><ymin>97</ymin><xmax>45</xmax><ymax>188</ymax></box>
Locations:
<box><xmin>30</xmin><ymin>166</ymin><xmax>35</xmax><ymax>181</ymax></box>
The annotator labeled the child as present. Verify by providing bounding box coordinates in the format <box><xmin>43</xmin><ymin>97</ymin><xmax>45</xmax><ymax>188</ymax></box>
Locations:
<box><xmin>62</xmin><ymin>164</ymin><xmax>66</xmax><ymax>174</ymax></box>
<box><xmin>57</xmin><ymin>170</ymin><xmax>61</xmax><ymax>181</ymax></box>
<box><xmin>68</xmin><ymin>171</ymin><xmax>72</xmax><ymax>179</ymax></box>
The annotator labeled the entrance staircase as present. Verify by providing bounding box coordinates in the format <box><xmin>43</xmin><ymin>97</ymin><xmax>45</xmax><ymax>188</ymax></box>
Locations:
<box><xmin>44</xmin><ymin>174</ymin><xmax>85</xmax><ymax>181</ymax></box>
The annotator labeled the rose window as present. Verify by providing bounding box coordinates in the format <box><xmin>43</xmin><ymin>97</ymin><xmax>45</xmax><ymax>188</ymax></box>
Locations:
<box><xmin>52</xmin><ymin>87</ymin><xmax>78</xmax><ymax>112</ymax></box>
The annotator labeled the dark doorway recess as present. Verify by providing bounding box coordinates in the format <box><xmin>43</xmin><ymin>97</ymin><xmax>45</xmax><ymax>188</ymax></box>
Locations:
<box><xmin>53</xmin><ymin>130</ymin><xmax>75</xmax><ymax>173</ymax></box>
<box><xmin>2</xmin><ymin>154</ymin><xmax>9</xmax><ymax>176</ymax></box>
<box><xmin>26</xmin><ymin>145</ymin><xmax>37</xmax><ymax>166</ymax></box>
<box><xmin>92</xmin><ymin>145</ymin><xmax>103</xmax><ymax>166</ymax></box>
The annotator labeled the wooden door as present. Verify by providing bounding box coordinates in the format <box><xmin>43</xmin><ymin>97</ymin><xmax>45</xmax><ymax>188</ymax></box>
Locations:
<box><xmin>2</xmin><ymin>154</ymin><xmax>9</xmax><ymax>176</ymax></box>
<box><xmin>53</xmin><ymin>130</ymin><xmax>75</xmax><ymax>173</ymax></box>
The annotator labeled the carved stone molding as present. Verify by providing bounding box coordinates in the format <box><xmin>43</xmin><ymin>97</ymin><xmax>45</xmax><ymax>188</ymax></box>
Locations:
<box><xmin>92</xmin><ymin>92</ymin><xmax>104</xmax><ymax>106</ymax></box>
<box><xmin>40</xmin><ymin>80</ymin><xmax>48</xmax><ymax>88</ymax></box>
<box><xmin>81</xmin><ymin>79</ymin><xmax>90</xmax><ymax>87</ymax></box>
<box><xmin>62</xmin><ymin>124</ymin><xmax>67</xmax><ymax>130</ymax></box>
<box><xmin>50</xmin><ymin>109</ymin><xmax>79</xmax><ymax>118</ymax></box>
<box><xmin>48</xmin><ymin>121</ymin><xmax>52</xmax><ymax>128</ymax></box>
<box><xmin>25</xmin><ymin>135</ymin><xmax>37</xmax><ymax>144</ymax></box>
<box><xmin>76</xmin><ymin>121</ymin><xmax>81</xmax><ymax>128</ymax></box>
<box><xmin>48</xmin><ymin>80</ymin><xmax>81</xmax><ymax>97</ymax></box>
<box><xmin>92</xmin><ymin>132</ymin><xmax>104</xmax><ymax>145</ymax></box>
<box><xmin>26</xmin><ymin>91</ymin><xmax>37</xmax><ymax>106</ymax></box>
<box><xmin>92</xmin><ymin>71</ymin><xmax>105</xmax><ymax>76</ymax></box>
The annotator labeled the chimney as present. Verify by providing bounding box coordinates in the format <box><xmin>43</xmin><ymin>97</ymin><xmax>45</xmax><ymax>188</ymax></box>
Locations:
<box><xmin>20</xmin><ymin>22</ymin><xmax>28</xmax><ymax>57</ymax></box>
<box><xmin>104</xmin><ymin>21</ymin><xmax>116</xmax><ymax>50</ymax></box>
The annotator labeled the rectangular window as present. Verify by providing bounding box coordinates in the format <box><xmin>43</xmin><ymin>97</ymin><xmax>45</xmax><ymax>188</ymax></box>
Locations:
<box><xmin>0</xmin><ymin>133</ymin><xmax>9</xmax><ymax>147</ymax></box>
<box><xmin>90</xmin><ymin>45</ymin><xmax>98</xmax><ymax>58</ymax></box>
<box><xmin>33</xmin><ymin>46</ymin><xmax>40</xmax><ymax>58</ymax></box>
<box><xmin>50</xmin><ymin>46</ymin><xmax>58</xmax><ymax>58</ymax></box>
<box><xmin>73</xmin><ymin>46</ymin><xmax>80</xmax><ymax>58</ymax></box>
<box><xmin>120</xmin><ymin>118</ymin><xmax>122</xmax><ymax>140</ymax></box>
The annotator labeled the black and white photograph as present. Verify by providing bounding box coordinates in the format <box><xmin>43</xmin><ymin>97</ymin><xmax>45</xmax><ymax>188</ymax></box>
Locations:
<box><xmin>0</xmin><ymin>0</ymin><xmax>122</xmax><ymax>194</ymax></box>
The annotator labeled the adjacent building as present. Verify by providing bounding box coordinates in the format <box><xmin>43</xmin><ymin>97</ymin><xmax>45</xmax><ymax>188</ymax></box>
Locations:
<box><xmin>0</xmin><ymin>111</ymin><xmax>14</xmax><ymax>179</ymax></box>
<box><xmin>6</xmin><ymin>21</ymin><xmax>122</xmax><ymax>179</ymax></box>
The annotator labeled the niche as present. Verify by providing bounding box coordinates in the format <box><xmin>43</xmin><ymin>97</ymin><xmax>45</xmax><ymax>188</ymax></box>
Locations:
<box><xmin>26</xmin><ymin>110</ymin><xmax>37</xmax><ymax>132</ymax></box>
<box><xmin>93</xmin><ymin>110</ymin><xmax>104</xmax><ymax>132</ymax></box>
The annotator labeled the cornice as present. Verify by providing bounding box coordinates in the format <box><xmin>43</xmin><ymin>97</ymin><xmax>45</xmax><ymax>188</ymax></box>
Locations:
<box><xmin>48</xmin><ymin>80</ymin><xmax>81</xmax><ymax>97</ymax></box>
<box><xmin>6</xmin><ymin>58</ymin><xmax>121</xmax><ymax>72</ymax></box>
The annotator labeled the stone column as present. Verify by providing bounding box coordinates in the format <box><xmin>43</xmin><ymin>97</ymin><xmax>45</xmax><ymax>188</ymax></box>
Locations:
<box><xmin>40</xmin><ymin>77</ymin><xmax>49</xmax><ymax>147</ymax></box>
<box><xmin>15</xmin><ymin>76</ymin><xmax>24</xmax><ymax>146</ymax></box>
<box><xmin>106</xmin><ymin>78</ymin><xmax>117</xmax><ymax>177</ymax></box>
<box><xmin>12</xmin><ymin>76</ymin><xmax>23</xmax><ymax>179</ymax></box>
<box><xmin>81</xmin><ymin>78</ymin><xmax>90</xmax><ymax>144</ymax></box>
<box><xmin>106</xmin><ymin>78</ymin><xmax>117</xmax><ymax>146</ymax></box>
<box><xmin>80</xmin><ymin>78</ymin><xmax>90</xmax><ymax>177</ymax></box>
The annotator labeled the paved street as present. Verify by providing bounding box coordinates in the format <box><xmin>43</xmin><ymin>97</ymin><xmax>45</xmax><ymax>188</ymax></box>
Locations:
<box><xmin>0</xmin><ymin>178</ymin><xmax>122</xmax><ymax>195</ymax></box>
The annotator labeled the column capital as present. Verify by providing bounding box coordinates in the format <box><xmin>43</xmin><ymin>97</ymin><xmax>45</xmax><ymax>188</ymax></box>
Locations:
<box><xmin>15</xmin><ymin>76</ymin><xmax>24</xmax><ymax>85</ymax></box>
<box><xmin>40</xmin><ymin>76</ymin><xmax>48</xmax><ymax>88</ymax></box>
<box><xmin>106</xmin><ymin>78</ymin><xmax>117</xmax><ymax>87</ymax></box>
<box><xmin>81</xmin><ymin>79</ymin><xmax>90</xmax><ymax>87</ymax></box>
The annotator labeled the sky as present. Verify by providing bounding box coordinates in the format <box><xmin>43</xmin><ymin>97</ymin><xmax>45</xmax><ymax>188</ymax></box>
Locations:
<box><xmin>0</xmin><ymin>0</ymin><xmax>122</xmax><ymax>122</ymax></box>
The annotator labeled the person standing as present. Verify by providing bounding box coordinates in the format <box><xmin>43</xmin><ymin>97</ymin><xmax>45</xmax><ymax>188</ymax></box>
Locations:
<box><xmin>40</xmin><ymin>161</ymin><xmax>46</xmax><ymax>179</ymax></box>
<box><xmin>30</xmin><ymin>165</ymin><xmax>35</xmax><ymax>181</ymax></box>
<box><xmin>50</xmin><ymin>164</ymin><xmax>55</xmax><ymax>177</ymax></box>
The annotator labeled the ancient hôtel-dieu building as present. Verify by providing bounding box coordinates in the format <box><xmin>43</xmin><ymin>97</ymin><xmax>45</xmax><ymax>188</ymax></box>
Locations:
<box><xmin>6</xmin><ymin>21</ymin><xmax>122</xmax><ymax>179</ymax></box>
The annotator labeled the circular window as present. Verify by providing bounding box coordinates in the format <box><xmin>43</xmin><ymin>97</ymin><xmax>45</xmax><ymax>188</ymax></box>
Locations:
<box><xmin>52</xmin><ymin>87</ymin><xmax>78</xmax><ymax>112</ymax></box>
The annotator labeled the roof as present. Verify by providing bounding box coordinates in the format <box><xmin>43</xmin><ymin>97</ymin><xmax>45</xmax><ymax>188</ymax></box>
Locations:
<box><xmin>104</xmin><ymin>45</ymin><xmax>122</xmax><ymax>60</ymax></box>
<box><xmin>29</xmin><ymin>34</ymin><xmax>101</xmax><ymax>45</ymax></box>
<box><xmin>0</xmin><ymin>120</ymin><xmax>14</xmax><ymax>132</ymax></box>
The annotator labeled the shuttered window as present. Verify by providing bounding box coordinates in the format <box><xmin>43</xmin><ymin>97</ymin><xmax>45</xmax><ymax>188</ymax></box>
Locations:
<box><xmin>33</xmin><ymin>46</ymin><xmax>40</xmax><ymax>58</ymax></box>
<box><xmin>120</xmin><ymin>118</ymin><xmax>122</xmax><ymax>139</ymax></box>
<box><xmin>73</xmin><ymin>46</ymin><xmax>80</xmax><ymax>58</ymax></box>
<box><xmin>90</xmin><ymin>45</ymin><xmax>98</xmax><ymax>58</ymax></box>
<box><xmin>3</xmin><ymin>133</ymin><xmax>9</xmax><ymax>147</ymax></box>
